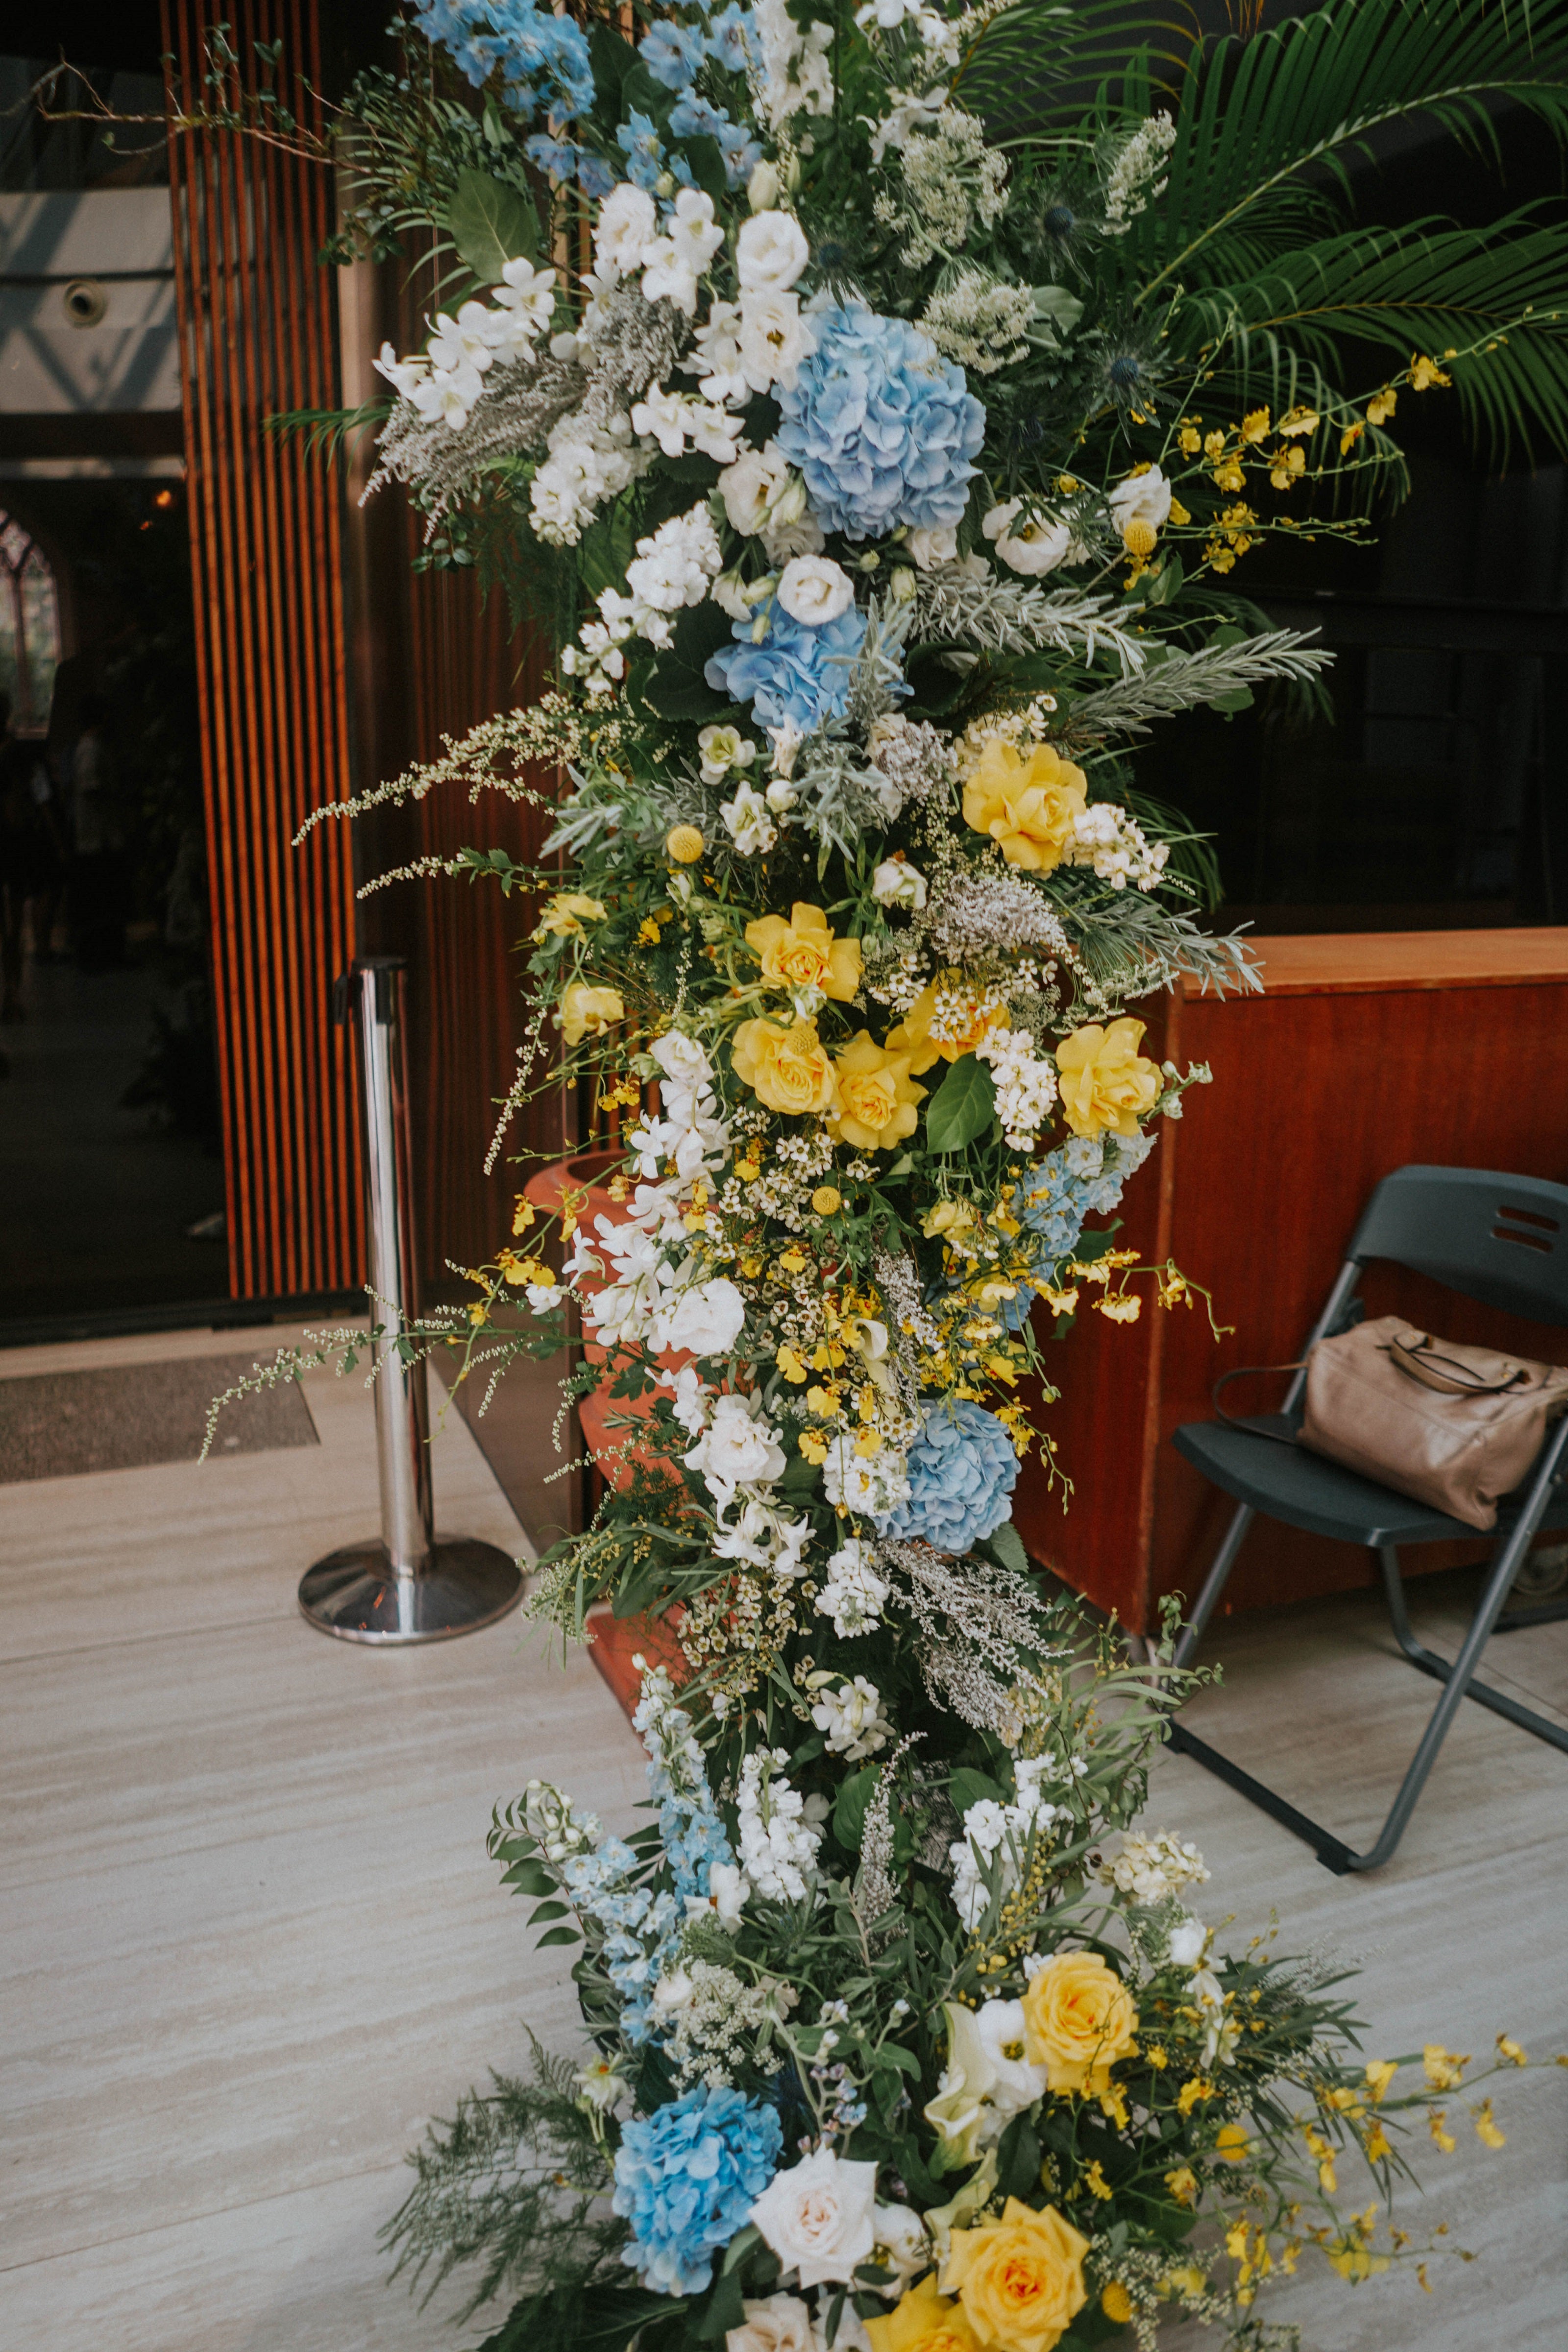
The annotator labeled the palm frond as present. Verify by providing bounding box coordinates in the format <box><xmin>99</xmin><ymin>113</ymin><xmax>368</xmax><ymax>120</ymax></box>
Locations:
<box><xmin>1182</xmin><ymin>213</ymin><xmax>1568</xmax><ymax>463</ymax></box>
<box><xmin>953</xmin><ymin>0</ymin><xmax>1198</xmax><ymax>138</ymax></box>
<box><xmin>1137</xmin><ymin>0</ymin><xmax>1568</xmax><ymax>297</ymax></box>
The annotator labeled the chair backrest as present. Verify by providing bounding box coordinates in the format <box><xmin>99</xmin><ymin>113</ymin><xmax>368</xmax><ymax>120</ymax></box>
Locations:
<box><xmin>1348</xmin><ymin>1165</ymin><xmax>1568</xmax><ymax>1329</ymax></box>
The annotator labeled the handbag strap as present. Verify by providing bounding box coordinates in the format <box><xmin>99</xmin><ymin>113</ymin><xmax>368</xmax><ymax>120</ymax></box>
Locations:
<box><xmin>1211</xmin><ymin>1361</ymin><xmax>1306</xmax><ymax>1446</ymax></box>
<box><xmin>1383</xmin><ymin>1332</ymin><xmax>1530</xmax><ymax>1399</ymax></box>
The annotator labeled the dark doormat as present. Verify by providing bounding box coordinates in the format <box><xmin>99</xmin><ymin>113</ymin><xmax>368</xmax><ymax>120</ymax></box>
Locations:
<box><xmin>0</xmin><ymin>1353</ymin><xmax>319</xmax><ymax>1485</ymax></box>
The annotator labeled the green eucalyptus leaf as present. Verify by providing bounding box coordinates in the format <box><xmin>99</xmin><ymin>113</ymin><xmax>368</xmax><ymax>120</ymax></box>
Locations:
<box><xmin>447</xmin><ymin>168</ymin><xmax>539</xmax><ymax>282</ymax></box>
<box><xmin>925</xmin><ymin>1054</ymin><xmax>997</xmax><ymax>1154</ymax></box>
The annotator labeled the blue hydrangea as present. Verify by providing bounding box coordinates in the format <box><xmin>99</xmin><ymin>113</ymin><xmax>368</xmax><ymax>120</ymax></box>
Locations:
<box><xmin>415</xmin><ymin>0</ymin><xmax>594</xmax><ymax>122</ymax></box>
<box><xmin>705</xmin><ymin>601</ymin><xmax>868</xmax><ymax>735</ymax></box>
<box><xmin>613</xmin><ymin>2085</ymin><xmax>783</xmax><ymax>2294</ymax></box>
<box><xmin>876</xmin><ymin>1398</ymin><xmax>1019</xmax><ymax>1554</ymax></box>
<box><xmin>640</xmin><ymin>19</ymin><xmax>708</xmax><ymax>89</ymax></box>
<box><xmin>775</xmin><ymin>303</ymin><xmax>986</xmax><ymax>541</ymax></box>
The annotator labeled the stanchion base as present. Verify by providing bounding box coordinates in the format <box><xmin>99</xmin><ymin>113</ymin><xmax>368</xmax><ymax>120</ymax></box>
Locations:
<box><xmin>298</xmin><ymin>1538</ymin><xmax>525</xmax><ymax>1644</ymax></box>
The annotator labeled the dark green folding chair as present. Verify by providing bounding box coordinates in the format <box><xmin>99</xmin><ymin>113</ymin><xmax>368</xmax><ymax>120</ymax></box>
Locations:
<box><xmin>1167</xmin><ymin>1164</ymin><xmax>1568</xmax><ymax>1874</ymax></box>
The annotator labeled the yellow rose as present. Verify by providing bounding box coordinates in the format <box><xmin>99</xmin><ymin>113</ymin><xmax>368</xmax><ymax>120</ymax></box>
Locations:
<box><xmin>1054</xmin><ymin>1019</ymin><xmax>1160</xmax><ymax>1140</ymax></box>
<box><xmin>1021</xmin><ymin>1952</ymin><xmax>1138</xmax><ymax>2096</ymax></box>
<box><xmin>962</xmin><ymin>740</ymin><xmax>1088</xmax><ymax>873</ymax></box>
<box><xmin>828</xmin><ymin>1031</ymin><xmax>926</xmax><ymax>1151</ymax></box>
<box><xmin>558</xmin><ymin>982</ymin><xmax>625</xmax><ymax>1047</ymax></box>
<box><xmin>745</xmin><ymin>902</ymin><xmax>862</xmax><ymax>1001</ymax></box>
<box><xmin>731</xmin><ymin>1016</ymin><xmax>839</xmax><ymax>1116</ymax></box>
<box><xmin>884</xmin><ymin>976</ymin><xmax>1007</xmax><ymax>1076</ymax></box>
<box><xmin>942</xmin><ymin>2198</ymin><xmax>1089</xmax><ymax>2352</ymax></box>
<box><xmin>865</xmin><ymin>2276</ymin><xmax>982</xmax><ymax>2352</ymax></box>
<box><xmin>533</xmin><ymin>890</ymin><xmax>607</xmax><ymax>940</ymax></box>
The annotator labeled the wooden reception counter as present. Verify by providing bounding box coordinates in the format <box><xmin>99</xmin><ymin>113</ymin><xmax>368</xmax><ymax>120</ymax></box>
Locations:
<box><xmin>1011</xmin><ymin>928</ymin><xmax>1568</xmax><ymax>1634</ymax></box>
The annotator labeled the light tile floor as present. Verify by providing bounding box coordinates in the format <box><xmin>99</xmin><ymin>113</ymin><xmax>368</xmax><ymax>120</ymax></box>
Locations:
<box><xmin>2</xmin><ymin>1325</ymin><xmax>1564</xmax><ymax>2349</ymax></box>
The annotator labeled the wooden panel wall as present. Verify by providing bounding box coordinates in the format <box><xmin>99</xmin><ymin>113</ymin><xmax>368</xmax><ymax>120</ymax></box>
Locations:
<box><xmin>1014</xmin><ymin>948</ymin><xmax>1568</xmax><ymax>1632</ymax></box>
<box><xmin>164</xmin><ymin>0</ymin><xmax>364</xmax><ymax>1299</ymax></box>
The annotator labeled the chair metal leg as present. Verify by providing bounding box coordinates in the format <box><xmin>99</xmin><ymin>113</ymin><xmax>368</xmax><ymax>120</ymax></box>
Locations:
<box><xmin>1168</xmin><ymin>1424</ymin><xmax>1568</xmax><ymax>1875</ymax></box>
<box><xmin>1170</xmin><ymin>1499</ymin><xmax>1255</xmax><ymax>1670</ymax></box>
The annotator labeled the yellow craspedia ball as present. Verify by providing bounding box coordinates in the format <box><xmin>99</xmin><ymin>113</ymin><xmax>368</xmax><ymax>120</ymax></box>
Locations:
<box><xmin>1122</xmin><ymin>516</ymin><xmax>1158</xmax><ymax>559</ymax></box>
<box><xmin>1101</xmin><ymin>2281</ymin><xmax>1134</xmax><ymax>2324</ymax></box>
<box><xmin>1214</xmin><ymin>2122</ymin><xmax>1251</xmax><ymax>2163</ymax></box>
<box><xmin>811</xmin><ymin>1184</ymin><xmax>842</xmax><ymax>1216</ymax></box>
<box><xmin>666</xmin><ymin>825</ymin><xmax>704</xmax><ymax>864</ymax></box>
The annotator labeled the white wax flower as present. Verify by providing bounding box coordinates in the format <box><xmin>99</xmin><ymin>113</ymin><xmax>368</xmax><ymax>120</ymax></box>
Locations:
<box><xmin>736</xmin><ymin>209</ymin><xmax>810</xmax><ymax>293</ymax></box>
<box><xmin>871</xmin><ymin>856</ymin><xmax>927</xmax><ymax>909</ymax></box>
<box><xmin>595</xmin><ymin>183</ymin><xmax>657</xmax><ymax>274</ymax></box>
<box><xmin>777</xmin><ymin>554</ymin><xmax>854</xmax><ymax>625</ymax></box>
<box><xmin>749</xmin><ymin>2148</ymin><xmax>879</xmax><ymax>2287</ymax></box>
<box><xmin>981</xmin><ymin>499</ymin><xmax>1072</xmax><ymax>577</ymax></box>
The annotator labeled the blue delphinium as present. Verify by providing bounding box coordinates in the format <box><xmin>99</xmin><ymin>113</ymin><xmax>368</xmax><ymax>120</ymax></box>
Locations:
<box><xmin>876</xmin><ymin>1398</ymin><xmax>1019</xmax><ymax>1553</ymax></box>
<box><xmin>640</xmin><ymin>19</ymin><xmax>708</xmax><ymax>89</ymax></box>
<box><xmin>707</xmin><ymin>2</ymin><xmax>758</xmax><ymax>73</ymax></box>
<box><xmin>775</xmin><ymin>303</ymin><xmax>986</xmax><ymax>540</ymax></box>
<box><xmin>706</xmin><ymin>602</ymin><xmax>867</xmax><ymax>735</ymax></box>
<box><xmin>669</xmin><ymin>95</ymin><xmax>762</xmax><ymax>186</ymax></box>
<box><xmin>632</xmin><ymin>1666</ymin><xmax>735</xmax><ymax>1909</ymax></box>
<box><xmin>613</xmin><ymin>2084</ymin><xmax>783</xmax><ymax>2295</ymax></box>
<box><xmin>415</xmin><ymin>0</ymin><xmax>594</xmax><ymax>123</ymax></box>
<box><xmin>993</xmin><ymin>1130</ymin><xmax>1157</xmax><ymax>1331</ymax></box>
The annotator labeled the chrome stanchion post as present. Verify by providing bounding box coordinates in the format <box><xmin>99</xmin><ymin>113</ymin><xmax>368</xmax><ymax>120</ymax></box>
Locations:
<box><xmin>298</xmin><ymin>957</ymin><xmax>524</xmax><ymax>1644</ymax></box>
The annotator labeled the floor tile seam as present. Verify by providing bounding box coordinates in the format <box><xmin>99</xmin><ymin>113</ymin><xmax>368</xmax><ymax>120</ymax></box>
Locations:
<box><xmin>0</xmin><ymin>1609</ymin><xmax>301</xmax><ymax>1669</ymax></box>
<box><xmin>0</xmin><ymin>2154</ymin><xmax>413</xmax><ymax>2276</ymax></box>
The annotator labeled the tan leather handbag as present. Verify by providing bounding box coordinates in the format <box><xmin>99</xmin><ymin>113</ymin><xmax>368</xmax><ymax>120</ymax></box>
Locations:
<box><xmin>1218</xmin><ymin>1316</ymin><xmax>1568</xmax><ymax>1531</ymax></box>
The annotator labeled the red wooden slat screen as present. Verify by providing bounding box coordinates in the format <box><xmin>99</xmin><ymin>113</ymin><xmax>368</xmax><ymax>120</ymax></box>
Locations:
<box><xmin>163</xmin><ymin>0</ymin><xmax>364</xmax><ymax>1299</ymax></box>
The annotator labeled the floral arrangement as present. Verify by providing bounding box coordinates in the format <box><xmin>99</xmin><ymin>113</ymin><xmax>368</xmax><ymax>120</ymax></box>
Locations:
<box><xmin>188</xmin><ymin>0</ymin><xmax>1568</xmax><ymax>2343</ymax></box>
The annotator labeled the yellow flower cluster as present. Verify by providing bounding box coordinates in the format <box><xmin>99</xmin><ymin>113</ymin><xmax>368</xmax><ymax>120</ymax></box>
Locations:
<box><xmin>960</xmin><ymin>739</ymin><xmax>1089</xmax><ymax>874</ymax></box>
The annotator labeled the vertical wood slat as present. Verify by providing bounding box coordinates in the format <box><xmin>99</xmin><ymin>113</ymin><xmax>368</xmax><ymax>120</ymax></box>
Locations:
<box><xmin>164</xmin><ymin>0</ymin><xmax>364</xmax><ymax>1298</ymax></box>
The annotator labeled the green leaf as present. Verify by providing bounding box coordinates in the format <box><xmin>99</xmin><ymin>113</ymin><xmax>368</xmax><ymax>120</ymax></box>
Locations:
<box><xmin>528</xmin><ymin>1899</ymin><xmax>571</xmax><ymax>1924</ymax></box>
<box><xmin>833</xmin><ymin>1765</ymin><xmax>881</xmax><ymax>1854</ymax></box>
<box><xmin>684</xmin><ymin>133</ymin><xmax>732</xmax><ymax>212</ymax></box>
<box><xmin>925</xmin><ymin>1054</ymin><xmax>997</xmax><ymax>1154</ymax></box>
<box><xmin>501</xmin><ymin>1859</ymin><xmax>557</xmax><ymax>1896</ymax></box>
<box><xmin>446</xmin><ymin>168</ymin><xmax>539</xmax><ymax>283</ymax></box>
<box><xmin>587</xmin><ymin>17</ymin><xmax>637</xmax><ymax>103</ymax></box>
<box><xmin>985</xmin><ymin>1519</ymin><xmax>1029</xmax><ymax>1575</ymax></box>
<box><xmin>997</xmin><ymin>2112</ymin><xmax>1042</xmax><ymax>2201</ymax></box>
<box><xmin>948</xmin><ymin>1765</ymin><xmax>1006</xmax><ymax>1814</ymax></box>
<box><xmin>637</xmin><ymin>598</ymin><xmax>736</xmax><ymax>720</ymax></box>
<box><xmin>536</xmin><ymin>1924</ymin><xmax>582</xmax><ymax>1947</ymax></box>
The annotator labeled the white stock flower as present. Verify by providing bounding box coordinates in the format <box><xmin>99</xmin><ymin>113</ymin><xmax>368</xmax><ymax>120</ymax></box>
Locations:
<box><xmin>776</xmin><ymin>554</ymin><xmax>854</xmax><ymax>625</ymax></box>
<box><xmin>736</xmin><ymin>209</ymin><xmax>810</xmax><ymax>293</ymax></box>
<box><xmin>686</xmin><ymin>298</ymin><xmax>751</xmax><ymax>406</ymax></box>
<box><xmin>662</xmin><ymin>1277</ymin><xmax>749</xmax><ymax>1359</ymax></box>
<box><xmin>684</xmin><ymin>1392</ymin><xmax>785</xmax><ymax>1497</ymax></box>
<box><xmin>525</xmin><ymin>1277</ymin><xmax>564</xmax><ymax>1316</ymax></box>
<box><xmin>595</xmin><ymin>182</ymin><xmax>657</xmax><ymax>275</ymax></box>
<box><xmin>699</xmin><ymin>724</ymin><xmax>758</xmax><ymax>784</ymax></box>
<box><xmin>735</xmin><ymin>1746</ymin><xmax>821</xmax><ymax>1900</ymax></box>
<box><xmin>815</xmin><ymin>1539</ymin><xmax>890</xmax><ymax>1636</ymax></box>
<box><xmin>982</xmin><ymin>500</ymin><xmax>1072</xmax><ymax>577</ymax></box>
<box><xmin>722</xmin><ymin>782</ymin><xmax>780</xmax><ymax>855</ymax></box>
<box><xmin>809</xmin><ymin>1673</ymin><xmax>892</xmax><ymax>1760</ymax></box>
<box><xmin>1099</xmin><ymin>1829</ymin><xmax>1210</xmax><ymax>1906</ymax></box>
<box><xmin>821</xmin><ymin>1434</ymin><xmax>910</xmax><ymax>1520</ymax></box>
<box><xmin>749</xmin><ymin>2148</ymin><xmax>879</xmax><ymax>2287</ymax></box>
<box><xmin>871</xmin><ymin>857</ymin><xmax>926</xmax><ymax>909</ymax></box>
<box><xmin>641</xmin><ymin>242</ymin><xmax>700</xmax><ymax>316</ymax></box>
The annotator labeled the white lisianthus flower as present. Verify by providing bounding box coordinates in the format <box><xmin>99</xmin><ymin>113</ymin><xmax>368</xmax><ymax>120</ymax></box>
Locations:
<box><xmin>982</xmin><ymin>499</ymin><xmax>1072</xmax><ymax>577</ymax></box>
<box><xmin>722</xmin><ymin>781</ymin><xmax>780</xmax><ymax>855</ymax></box>
<box><xmin>922</xmin><ymin>1999</ymin><xmax>1047</xmax><ymax>2160</ymax></box>
<box><xmin>1108</xmin><ymin>462</ymin><xmax>1173</xmax><ymax>537</ymax></box>
<box><xmin>809</xmin><ymin>1673</ymin><xmax>892</xmax><ymax>1760</ymax></box>
<box><xmin>870</xmin><ymin>2204</ymin><xmax>930</xmax><ymax>2290</ymax></box>
<box><xmin>736</xmin><ymin>209</ymin><xmax>810</xmax><ymax>293</ymax></box>
<box><xmin>871</xmin><ymin>856</ymin><xmax>926</xmax><ymax>909</ymax></box>
<box><xmin>749</xmin><ymin>2148</ymin><xmax>879</xmax><ymax>2287</ymax></box>
<box><xmin>662</xmin><ymin>1277</ymin><xmax>748</xmax><ymax>1359</ymax></box>
<box><xmin>718</xmin><ymin>441</ymin><xmax>793</xmax><ymax>536</ymax></box>
<box><xmin>641</xmin><ymin>241</ymin><xmax>700</xmax><ymax>317</ymax></box>
<box><xmin>650</xmin><ymin>1028</ymin><xmax>712</xmax><ymax>1091</ymax></box>
<box><xmin>905</xmin><ymin>524</ymin><xmax>957</xmax><ymax>569</ymax></box>
<box><xmin>595</xmin><ymin>182</ymin><xmax>657</xmax><ymax>275</ymax></box>
<box><xmin>765</xmin><ymin>779</ymin><xmax>798</xmax><ymax>814</ymax></box>
<box><xmin>777</xmin><ymin>554</ymin><xmax>855</xmax><ymax>625</ymax></box>
<box><xmin>747</xmin><ymin>158</ymin><xmax>783</xmax><ymax>213</ymax></box>
<box><xmin>1167</xmin><ymin>1914</ymin><xmax>1208</xmax><ymax>1968</ymax></box>
<box><xmin>651</xmin><ymin>1966</ymin><xmax>695</xmax><ymax>2016</ymax></box>
<box><xmin>725</xmin><ymin>2292</ymin><xmax>818</xmax><ymax>2352</ymax></box>
<box><xmin>768</xmin><ymin>724</ymin><xmax>803</xmax><ymax>778</ymax></box>
<box><xmin>738</xmin><ymin>290</ymin><xmax>814</xmax><ymax>392</ymax></box>
<box><xmin>684</xmin><ymin>1393</ymin><xmax>786</xmax><ymax>1495</ymax></box>
<box><xmin>699</xmin><ymin>723</ymin><xmax>758</xmax><ymax>784</ymax></box>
